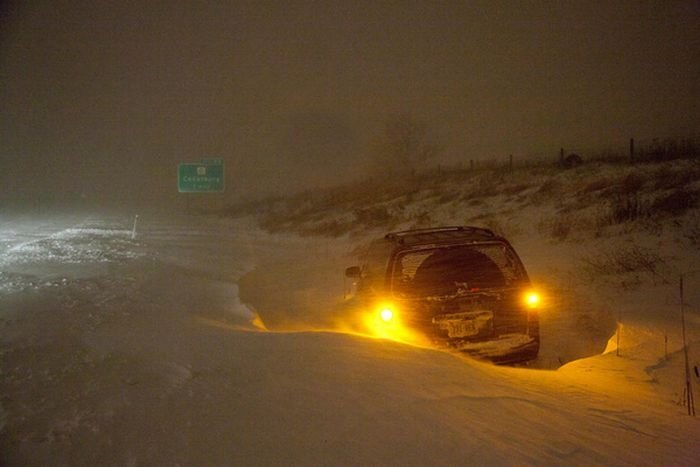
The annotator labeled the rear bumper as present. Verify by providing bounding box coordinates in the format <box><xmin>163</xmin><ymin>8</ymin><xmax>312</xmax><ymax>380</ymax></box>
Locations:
<box><xmin>446</xmin><ymin>333</ymin><xmax>540</xmax><ymax>364</ymax></box>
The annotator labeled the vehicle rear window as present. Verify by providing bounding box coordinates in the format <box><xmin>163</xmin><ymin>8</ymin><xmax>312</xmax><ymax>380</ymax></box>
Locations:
<box><xmin>391</xmin><ymin>243</ymin><xmax>524</xmax><ymax>298</ymax></box>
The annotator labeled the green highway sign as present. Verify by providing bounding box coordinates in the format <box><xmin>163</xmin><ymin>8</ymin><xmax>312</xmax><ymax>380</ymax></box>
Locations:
<box><xmin>178</xmin><ymin>160</ymin><xmax>225</xmax><ymax>193</ymax></box>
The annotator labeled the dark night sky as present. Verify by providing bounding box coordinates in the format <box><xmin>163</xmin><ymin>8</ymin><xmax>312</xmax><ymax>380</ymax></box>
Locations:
<box><xmin>1</xmin><ymin>1</ymin><xmax>698</xmax><ymax>205</ymax></box>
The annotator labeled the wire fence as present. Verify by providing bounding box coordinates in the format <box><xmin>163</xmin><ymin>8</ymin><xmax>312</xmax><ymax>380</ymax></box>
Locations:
<box><xmin>590</xmin><ymin>134</ymin><xmax>700</xmax><ymax>165</ymax></box>
<box><xmin>443</xmin><ymin>134</ymin><xmax>700</xmax><ymax>173</ymax></box>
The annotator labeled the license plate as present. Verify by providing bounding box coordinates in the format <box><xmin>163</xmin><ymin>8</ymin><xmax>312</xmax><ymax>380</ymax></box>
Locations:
<box><xmin>447</xmin><ymin>320</ymin><xmax>478</xmax><ymax>338</ymax></box>
<box><xmin>447</xmin><ymin>319</ymin><xmax>479</xmax><ymax>337</ymax></box>
<box><xmin>434</xmin><ymin>310</ymin><xmax>493</xmax><ymax>338</ymax></box>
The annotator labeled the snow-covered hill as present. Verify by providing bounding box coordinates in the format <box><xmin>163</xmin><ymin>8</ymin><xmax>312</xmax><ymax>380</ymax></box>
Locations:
<box><xmin>238</xmin><ymin>159</ymin><xmax>700</xmax><ymax>366</ymax></box>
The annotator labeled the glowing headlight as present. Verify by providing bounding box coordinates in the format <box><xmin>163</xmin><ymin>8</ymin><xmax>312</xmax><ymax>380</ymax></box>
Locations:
<box><xmin>525</xmin><ymin>291</ymin><xmax>540</xmax><ymax>308</ymax></box>
<box><xmin>379</xmin><ymin>307</ymin><xmax>394</xmax><ymax>323</ymax></box>
<box><xmin>360</xmin><ymin>300</ymin><xmax>427</xmax><ymax>346</ymax></box>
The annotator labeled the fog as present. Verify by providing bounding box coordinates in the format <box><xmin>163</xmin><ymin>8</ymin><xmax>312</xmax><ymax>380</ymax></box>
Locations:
<box><xmin>1</xmin><ymin>1</ymin><xmax>699</xmax><ymax>208</ymax></box>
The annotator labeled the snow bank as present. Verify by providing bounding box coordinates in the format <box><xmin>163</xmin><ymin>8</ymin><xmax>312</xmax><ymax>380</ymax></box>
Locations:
<box><xmin>2</xmin><ymin>163</ymin><xmax>700</xmax><ymax>465</ymax></box>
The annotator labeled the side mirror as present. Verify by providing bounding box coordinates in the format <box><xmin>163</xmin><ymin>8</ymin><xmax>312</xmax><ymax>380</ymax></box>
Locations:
<box><xmin>345</xmin><ymin>266</ymin><xmax>361</xmax><ymax>278</ymax></box>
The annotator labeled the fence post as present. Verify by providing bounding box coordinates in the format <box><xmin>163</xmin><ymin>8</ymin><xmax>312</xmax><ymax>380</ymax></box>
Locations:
<box><xmin>616</xmin><ymin>308</ymin><xmax>621</xmax><ymax>357</ymax></box>
<box><xmin>630</xmin><ymin>138</ymin><xmax>635</xmax><ymax>165</ymax></box>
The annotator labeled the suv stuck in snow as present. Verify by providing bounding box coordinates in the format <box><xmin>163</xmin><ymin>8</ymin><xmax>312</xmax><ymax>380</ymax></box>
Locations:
<box><xmin>344</xmin><ymin>226</ymin><xmax>540</xmax><ymax>363</ymax></box>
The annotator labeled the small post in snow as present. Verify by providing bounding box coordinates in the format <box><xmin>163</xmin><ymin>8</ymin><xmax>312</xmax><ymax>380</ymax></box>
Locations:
<box><xmin>131</xmin><ymin>214</ymin><xmax>139</xmax><ymax>240</ymax></box>
<box><xmin>680</xmin><ymin>274</ymin><xmax>696</xmax><ymax>416</ymax></box>
<box><xmin>616</xmin><ymin>308</ymin><xmax>621</xmax><ymax>357</ymax></box>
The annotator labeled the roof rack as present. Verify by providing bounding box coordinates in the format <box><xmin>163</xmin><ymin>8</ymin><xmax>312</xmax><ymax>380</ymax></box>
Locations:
<box><xmin>385</xmin><ymin>226</ymin><xmax>496</xmax><ymax>243</ymax></box>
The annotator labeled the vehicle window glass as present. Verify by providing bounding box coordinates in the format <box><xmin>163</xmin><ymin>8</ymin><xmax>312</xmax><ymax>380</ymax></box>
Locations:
<box><xmin>360</xmin><ymin>239</ymin><xmax>393</xmax><ymax>287</ymax></box>
<box><xmin>392</xmin><ymin>244</ymin><xmax>523</xmax><ymax>298</ymax></box>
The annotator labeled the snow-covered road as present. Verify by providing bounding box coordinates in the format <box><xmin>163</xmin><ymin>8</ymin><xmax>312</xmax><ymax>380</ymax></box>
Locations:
<box><xmin>1</xmin><ymin>211</ymin><xmax>698</xmax><ymax>465</ymax></box>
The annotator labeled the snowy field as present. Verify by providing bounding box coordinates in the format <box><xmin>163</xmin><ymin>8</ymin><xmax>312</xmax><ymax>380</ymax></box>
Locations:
<box><xmin>1</xmin><ymin>207</ymin><xmax>699</xmax><ymax>465</ymax></box>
